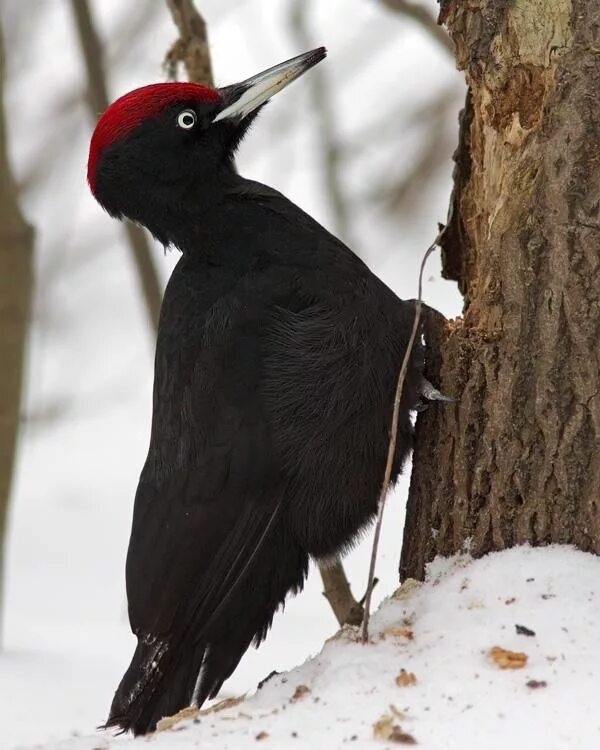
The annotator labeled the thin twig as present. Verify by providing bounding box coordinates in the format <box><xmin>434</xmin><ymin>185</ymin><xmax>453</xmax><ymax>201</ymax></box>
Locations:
<box><xmin>164</xmin><ymin>0</ymin><xmax>213</xmax><ymax>86</ymax></box>
<box><xmin>378</xmin><ymin>0</ymin><xmax>454</xmax><ymax>55</ymax></box>
<box><xmin>69</xmin><ymin>0</ymin><xmax>162</xmax><ymax>332</ymax></box>
<box><xmin>361</xmin><ymin>231</ymin><xmax>441</xmax><ymax>643</ymax></box>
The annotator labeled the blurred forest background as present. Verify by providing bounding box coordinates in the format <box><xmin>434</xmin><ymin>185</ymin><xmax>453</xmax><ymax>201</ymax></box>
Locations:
<box><xmin>0</xmin><ymin>0</ymin><xmax>463</xmax><ymax>745</ymax></box>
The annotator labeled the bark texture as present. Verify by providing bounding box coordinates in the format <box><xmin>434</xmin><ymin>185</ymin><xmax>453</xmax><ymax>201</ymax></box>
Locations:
<box><xmin>0</xmin><ymin>24</ymin><xmax>34</xmax><ymax>636</ymax></box>
<box><xmin>402</xmin><ymin>0</ymin><xmax>600</xmax><ymax>579</ymax></box>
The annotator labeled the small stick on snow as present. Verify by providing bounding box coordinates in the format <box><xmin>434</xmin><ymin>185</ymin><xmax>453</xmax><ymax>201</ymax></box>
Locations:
<box><xmin>361</xmin><ymin>231</ymin><xmax>441</xmax><ymax>643</ymax></box>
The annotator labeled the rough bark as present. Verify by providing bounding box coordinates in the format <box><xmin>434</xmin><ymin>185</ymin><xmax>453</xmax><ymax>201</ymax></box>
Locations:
<box><xmin>402</xmin><ymin>0</ymin><xmax>600</xmax><ymax>580</ymax></box>
<box><xmin>0</xmin><ymin>23</ymin><xmax>34</xmax><ymax>640</ymax></box>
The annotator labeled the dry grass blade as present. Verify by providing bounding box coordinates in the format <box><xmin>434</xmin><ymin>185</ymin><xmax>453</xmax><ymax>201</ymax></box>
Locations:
<box><xmin>361</xmin><ymin>231</ymin><xmax>441</xmax><ymax>643</ymax></box>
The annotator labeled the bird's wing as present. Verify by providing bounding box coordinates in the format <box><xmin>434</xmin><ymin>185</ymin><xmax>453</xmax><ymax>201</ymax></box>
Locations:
<box><xmin>125</xmin><ymin>280</ymin><xmax>283</xmax><ymax>641</ymax></box>
<box><xmin>126</xmin><ymin>467</ymin><xmax>282</xmax><ymax>640</ymax></box>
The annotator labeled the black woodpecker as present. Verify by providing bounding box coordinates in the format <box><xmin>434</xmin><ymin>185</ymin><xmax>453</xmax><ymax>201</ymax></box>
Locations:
<box><xmin>88</xmin><ymin>48</ymin><xmax>439</xmax><ymax>735</ymax></box>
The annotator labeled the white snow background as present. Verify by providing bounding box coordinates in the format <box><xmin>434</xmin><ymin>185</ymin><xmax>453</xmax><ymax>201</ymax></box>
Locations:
<box><xmin>0</xmin><ymin>0</ymin><xmax>532</xmax><ymax>747</ymax></box>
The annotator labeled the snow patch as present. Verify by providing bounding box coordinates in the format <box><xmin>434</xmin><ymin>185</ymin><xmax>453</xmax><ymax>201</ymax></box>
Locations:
<box><xmin>27</xmin><ymin>545</ymin><xmax>600</xmax><ymax>749</ymax></box>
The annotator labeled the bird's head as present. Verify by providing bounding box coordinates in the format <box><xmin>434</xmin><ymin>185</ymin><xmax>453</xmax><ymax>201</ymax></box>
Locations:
<box><xmin>87</xmin><ymin>48</ymin><xmax>326</xmax><ymax>244</ymax></box>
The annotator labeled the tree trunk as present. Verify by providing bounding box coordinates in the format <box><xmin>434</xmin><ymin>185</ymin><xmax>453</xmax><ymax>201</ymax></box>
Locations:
<box><xmin>401</xmin><ymin>0</ymin><xmax>600</xmax><ymax>580</ymax></box>
<box><xmin>0</xmin><ymin>23</ymin><xmax>34</xmax><ymax>640</ymax></box>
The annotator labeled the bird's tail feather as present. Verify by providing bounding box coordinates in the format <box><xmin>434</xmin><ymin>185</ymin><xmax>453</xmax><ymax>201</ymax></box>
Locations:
<box><xmin>104</xmin><ymin>508</ymin><xmax>307</xmax><ymax>736</ymax></box>
<box><xmin>104</xmin><ymin>634</ymin><xmax>205</xmax><ymax>736</ymax></box>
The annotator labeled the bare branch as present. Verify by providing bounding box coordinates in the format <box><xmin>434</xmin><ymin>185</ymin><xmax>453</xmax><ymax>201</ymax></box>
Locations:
<box><xmin>320</xmin><ymin>558</ymin><xmax>365</xmax><ymax>627</ymax></box>
<box><xmin>69</xmin><ymin>0</ymin><xmax>163</xmax><ymax>332</ymax></box>
<box><xmin>110</xmin><ymin>3</ymin><xmax>164</xmax><ymax>65</ymax></box>
<box><xmin>164</xmin><ymin>0</ymin><xmax>213</xmax><ymax>85</ymax></box>
<box><xmin>371</xmin><ymin>90</ymin><xmax>459</xmax><ymax>218</ymax></box>
<box><xmin>0</xmin><ymin>20</ymin><xmax>34</xmax><ymax>645</ymax></box>
<box><xmin>361</xmin><ymin>232</ymin><xmax>440</xmax><ymax>643</ymax></box>
<box><xmin>289</xmin><ymin>0</ymin><xmax>354</xmax><ymax>246</ymax></box>
<box><xmin>378</xmin><ymin>0</ymin><xmax>454</xmax><ymax>55</ymax></box>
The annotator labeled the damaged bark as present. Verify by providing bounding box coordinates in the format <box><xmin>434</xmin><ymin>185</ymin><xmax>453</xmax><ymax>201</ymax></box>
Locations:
<box><xmin>402</xmin><ymin>0</ymin><xmax>600</xmax><ymax>579</ymax></box>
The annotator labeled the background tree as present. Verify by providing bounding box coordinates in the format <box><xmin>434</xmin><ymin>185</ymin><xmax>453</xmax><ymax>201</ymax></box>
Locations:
<box><xmin>0</xmin><ymin>2</ymin><xmax>464</xmax><ymax>738</ymax></box>
<box><xmin>402</xmin><ymin>0</ymin><xmax>600</xmax><ymax>579</ymax></box>
<box><xmin>70</xmin><ymin>0</ymin><xmax>163</xmax><ymax>332</ymax></box>
<box><xmin>0</xmin><ymin>19</ymin><xmax>33</xmax><ymax>644</ymax></box>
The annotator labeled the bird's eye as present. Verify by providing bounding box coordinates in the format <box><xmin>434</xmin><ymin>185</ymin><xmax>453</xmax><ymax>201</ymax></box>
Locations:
<box><xmin>177</xmin><ymin>110</ymin><xmax>197</xmax><ymax>130</ymax></box>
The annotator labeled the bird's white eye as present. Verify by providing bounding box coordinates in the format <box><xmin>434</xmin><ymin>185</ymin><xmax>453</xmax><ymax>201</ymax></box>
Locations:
<box><xmin>177</xmin><ymin>109</ymin><xmax>197</xmax><ymax>129</ymax></box>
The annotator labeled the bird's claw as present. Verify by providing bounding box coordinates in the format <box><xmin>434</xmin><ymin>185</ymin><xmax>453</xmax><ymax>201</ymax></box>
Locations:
<box><xmin>418</xmin><ymin>377</ymin><xmax>454</xmax><ymax>404</ymax></box>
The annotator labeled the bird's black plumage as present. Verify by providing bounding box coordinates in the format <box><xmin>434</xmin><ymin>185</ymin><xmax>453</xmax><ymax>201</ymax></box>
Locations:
<box><xmin>89</xmin><ymin>50</ymin><xmax>424</xmax><ymax>736</ymax></box>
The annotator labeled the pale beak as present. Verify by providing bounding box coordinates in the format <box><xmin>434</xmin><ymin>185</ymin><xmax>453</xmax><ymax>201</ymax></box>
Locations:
<box><xmin>213</xmin><ymin>47</ymin><xmax>326</xmax><ymax>123</ymax></box>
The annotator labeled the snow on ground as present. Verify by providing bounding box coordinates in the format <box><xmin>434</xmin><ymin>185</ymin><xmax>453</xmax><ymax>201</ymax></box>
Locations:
<box><xmin>25</xmin><ymin>546</ymin><xmax>600</xmax><ymax>750</ymax></box>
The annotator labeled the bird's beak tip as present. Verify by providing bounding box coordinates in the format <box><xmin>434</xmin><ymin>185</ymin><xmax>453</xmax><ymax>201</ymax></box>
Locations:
<box><xmin>214</xmin><ymin>47</ymin><xmax>327</xmax><ymax>123</ymax></box>
<box><xmin>311</xmin><ymin>46</ymin><xmax>327</xmax><ymax>63</ymax></box>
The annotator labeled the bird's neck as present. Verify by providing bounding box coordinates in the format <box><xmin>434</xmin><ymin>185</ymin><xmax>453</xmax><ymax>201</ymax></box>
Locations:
<box><xmin>141</xmin><ymin>167</ymin><xmax>257</xmax><ymax>266</ymax></box>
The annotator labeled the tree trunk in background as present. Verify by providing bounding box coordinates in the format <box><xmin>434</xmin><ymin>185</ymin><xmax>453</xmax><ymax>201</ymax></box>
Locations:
<box><xmin>401</xmin><ymin>0</ymin><xmax>600</xmax><ymax>580</ymax></box>
<box><xmin>0</xmin><ymin>24</ymin><xmax>34</xmax><ymax>640</ymax></box>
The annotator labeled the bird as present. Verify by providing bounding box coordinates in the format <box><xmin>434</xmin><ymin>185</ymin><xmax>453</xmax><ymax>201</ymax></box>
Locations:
<box><xmin>88</xmin><ymin>47</ymin><xmax>443</xmax><ymax>736</ymax></box>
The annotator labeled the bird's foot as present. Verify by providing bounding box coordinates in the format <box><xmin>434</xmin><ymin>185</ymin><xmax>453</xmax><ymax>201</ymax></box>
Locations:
<box><xmin>413</xmin><ymin>377</ymin><xmax>454</xmax><ymax>411</ymax></box>
<box><xmin>419</xmin><ymin>376</ymin><xmax>454</xmax><ymax>404</ymax></box>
